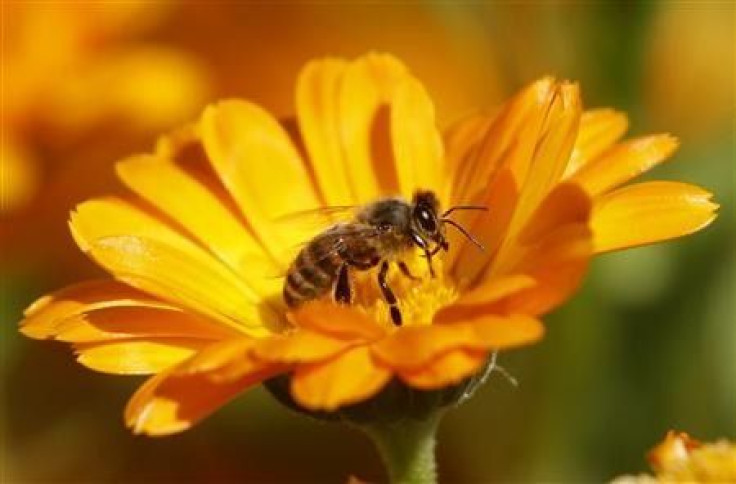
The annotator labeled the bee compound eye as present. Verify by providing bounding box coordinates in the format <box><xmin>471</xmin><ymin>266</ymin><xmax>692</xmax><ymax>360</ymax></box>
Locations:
<box><xmin>417</xmin><ymin>208</ymin><xmax>437</xmax><ymax>233</ymax></box>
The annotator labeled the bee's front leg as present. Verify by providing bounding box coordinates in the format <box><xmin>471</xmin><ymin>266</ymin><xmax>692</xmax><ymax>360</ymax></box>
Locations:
<box><xmin>378</xmin><ymin>261</ymin><xmax>402</xmax><ymax>326</ymax></box>
<box><xmin>422</xmin><ymin>249</ymin><xmax>436</xmax><ymax>278</ymax></box>
<box><xmin>398</xmin><ymin>261</ymin><xmax>420</xmax><ymax>281</ymax></box>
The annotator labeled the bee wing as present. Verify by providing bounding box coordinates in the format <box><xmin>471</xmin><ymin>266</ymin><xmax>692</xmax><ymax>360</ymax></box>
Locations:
<box><xmin>304</xmin><ymin>224</ymin><xmax>384</xmax><ymax>267</ymax></box>
<box><xmin>272</xmin><ymin>205</ymin><xmax>358</xmax><ymax>231</ymax></box>
<box><xmin>271</xmin><ymin>206</ymin><xmax>360</xmax><ymax>265</ymax></box>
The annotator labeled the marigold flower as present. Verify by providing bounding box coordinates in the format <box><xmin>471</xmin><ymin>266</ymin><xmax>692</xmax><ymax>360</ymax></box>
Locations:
<box><xmin>20</xmin><ymin>53</ymin><xmax>717</xmax><ymax>436</ymax></box>
<box><xmin>612</xmin><ymin>431</ymin><xmax>736</xmax><ymax>483</ymax></box>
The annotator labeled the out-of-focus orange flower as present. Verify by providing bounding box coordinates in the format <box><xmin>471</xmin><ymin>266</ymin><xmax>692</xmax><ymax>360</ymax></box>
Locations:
<box><xmin>613</xmin><ymin>431</ymin><xmax>736</xmax><ymax>483</ymax></box>
<box><xmin>1</xmin><ymin>3</ymin><xmax>208</xmax><ymax>268</ymax></box>
<box><xmin>20</xmin><ymin>53</ymin><xmax>716</xmax><ymax>435</ymax></box>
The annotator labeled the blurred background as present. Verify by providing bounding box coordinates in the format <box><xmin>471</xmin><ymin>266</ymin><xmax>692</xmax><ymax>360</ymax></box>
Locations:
<box><xmin>2</xmin><ymin>2</ymin><xmax>733</xmax><ymax>482</ymax></box>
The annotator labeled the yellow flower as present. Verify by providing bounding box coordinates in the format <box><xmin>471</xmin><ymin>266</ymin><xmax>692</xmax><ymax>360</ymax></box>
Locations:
<box><xmin>612</xmin><ymin>431</ymin><xmax>736</xmax><ymax>483</ymax></box>
<box><xmin>20</xmin><ymin>53</ymin><xmax>717</xmax><ymax>435</ymax></box>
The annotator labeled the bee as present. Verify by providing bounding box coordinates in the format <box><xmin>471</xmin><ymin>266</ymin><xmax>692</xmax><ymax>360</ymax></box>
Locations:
<box><xmin>282</xmin><ymin>190</ymin><xmax>485</xmax><ymax>326</ymax></box>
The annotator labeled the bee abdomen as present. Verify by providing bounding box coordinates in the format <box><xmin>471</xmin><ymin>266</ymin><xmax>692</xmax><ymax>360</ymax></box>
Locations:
<box><xmin>283</xmin><ymin>242</ymin><xmax>340</xmax><ymax>308</ymax></box>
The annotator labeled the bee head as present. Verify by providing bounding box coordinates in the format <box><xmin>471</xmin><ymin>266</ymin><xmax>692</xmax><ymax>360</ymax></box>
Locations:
<box><xmin>410</xmin><ymin>190</ymin><xmax>488</xmax><ymax>258</ymax></box>
<box><xmin>410</xmin><ymin>190</ymin><xmax>448</xmax><ymax>252</ymax></box>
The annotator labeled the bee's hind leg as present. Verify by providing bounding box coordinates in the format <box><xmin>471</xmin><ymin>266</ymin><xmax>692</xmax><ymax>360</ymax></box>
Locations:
<box><xmin>334</xmin><ymin>264</ymin><xmax>351</xmax><ymax>304</ymax></box>
<box><xmin>378</xmin><ymin>261</ymin><xmax>402</xmax><ymax>326</ymax></box>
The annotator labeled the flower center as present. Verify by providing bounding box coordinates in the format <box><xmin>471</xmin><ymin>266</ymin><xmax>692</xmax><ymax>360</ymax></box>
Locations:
<box><xmin>350</xmin><ymin>252</ymin><xmax>458</xmax><ymax>328</ymax></box>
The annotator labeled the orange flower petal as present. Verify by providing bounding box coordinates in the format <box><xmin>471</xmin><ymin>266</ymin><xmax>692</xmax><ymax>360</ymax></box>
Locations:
<box><xmin>450</xmin><ymin>77</ymin><xmax>556</xmax><ymax>205</ymax></box>
<box><xmin>20</xmin><ymin>279</ymin><xmax>164</xmax><ymax>339</ymax></box>
<box><xmin>390</xmin><ymin>75</ymin><xmax>443</xmax><ymax>199</ymax></box>
<box><xmin>252</xmin><ymin>330</ymin><xmax>354</xmax><ymax>364</ymax></box>
<box><xmin>591</xmin><ymin>181</ymin><xmax>718</xmax><ymax>253</ymax></box>
<box><xmin>171</xmin><ymin>338</ymin><xmax>291</xmax><ymax>385</ymax></box>
<box><xmin>338</xmin><ymin>53</ymin><xmax>409</xmax><ymax>202</ymax></box>
<box><xmin>447</xmin><ymin>168</ymin><xmax>518</xmax><ymax>286</ymax></box>
<box><xmin>116</xmin><ymin>154</ymin><xmax>281</xmax><ymax>298</ymax></box>
<box><xmin>200</xmin><ymin>99</ymin><xmax>321</xmax><ymax>266</ymax></box>
<box><xmin>74</xmin><ymin>338</ymin><xmax>204</xmax><ymax>375</ymax></box>
<box><xmin>296</xmin><ymin>57</ymin><xmax>356</xmax><ymax>206</ymax></box>
<box><xmin>435</xmin><ymin>274</ymin><xmax>536</xmax><ymax>318</ymax></box>
<box><xmin>499</xmin><ymin>223</ymin><xmax>593</xmax><ymax>316</ymax></box>
<box><xmin>125</xmin><ymin>354</ymin><xmax>282</xmax><ymax>436</ymax></box>
<box><xmin>442</xmin><ymin>113</ymin><xmax>493</xmax><ymax>203</ymax></box>
<box><xmin>566</xmin><ymin>108</ymin><xmax>628</xmax><ymax>176</ymax></box>
<box><xmin>81</xmin><ymin>234</ymin><xmax>277</xmax><ymax>335</ymax></box>
<box><xmin>572</xmin><ymin>135</ymin><xmax>679</xmax><ymax>196</ymax></box>
<box><xmin>291</xmin><ymin>346</ymin><xmax>391</xmax><ymax>411</ymax></box>
<box><xmin>398</xmin><ymin>349</ymin><xmax>487</xmax><ymax>390</ymax></box>
<box><xmin>288</xmin><ymin>302</ymin><xmax>387</xmax><ymax>341</ymax></box>
<box><xmin>496</xmin><ymin>83</ymin><xmax>582</xmax><ymax>266</ymax></box>
<box><xmin>372</xmin><ymin>314</ymin><xmax>544</xmax><ymax>370</ymax></box>
<box><xmin>517</xmin><ymin>182</ymin><xmax>592</xmax><ymax>245</ymax></box>
<box><xmin>53</xmin><ymin>306</ymin><xmax>236</xmax><ymax>343</ymax></box>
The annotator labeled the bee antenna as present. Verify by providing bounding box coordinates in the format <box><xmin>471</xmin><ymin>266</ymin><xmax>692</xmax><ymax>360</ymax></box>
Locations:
<box><xmin>442</xmin><ymin>205</ymin><xmax>488</xmax><ymax>217</ymax></box>
<box><xmin>441</xmin><ymin>218</ymin><xmax>485</xmax><ymax>252</ymax></box>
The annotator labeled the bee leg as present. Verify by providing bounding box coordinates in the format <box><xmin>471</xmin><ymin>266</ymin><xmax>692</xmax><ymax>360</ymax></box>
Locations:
<box><xmin>378</xmin><ymin>261</ymin><xmax>402</xmax><ymax>326</ymax></box>
<box><xmin>398</xmin><ymin>261</ymin><xmax>420</xmax><ymax>281</ymax></box>
<box><xmin>334</xmin><ymin>264</ymin><xmax>351</xmax><ymax>304</ymax></box>
<box><xmin>423</xmin><ymin>249</ymin><xmax>436</xmax><ymax>278</ymax></box>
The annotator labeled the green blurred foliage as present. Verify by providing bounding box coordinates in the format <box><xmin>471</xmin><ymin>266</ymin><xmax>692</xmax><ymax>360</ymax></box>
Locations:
<box><xmin>2</xmin><ymin>1</ymin><xmax>733</xmax><ymax>482</ymax></box>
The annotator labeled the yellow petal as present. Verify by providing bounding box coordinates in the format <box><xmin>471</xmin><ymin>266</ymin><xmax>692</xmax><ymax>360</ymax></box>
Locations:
<box><xmin>338</xmin><ymin>53</ymin><xmax>409</xmax><ymax>203</ymax></box>
<box><xmin>84</xmin><ymin>235</ymin><xmax>277</xmax><ymax>336</ymax></box>
<box><xmin>296</xmin><ymin>57</ymin><xmax>356</xmax><ymax>206</ymax></box>
<box><xmin>116</xmin><ymin>154</ymin><xmax>281</xmax><ymax>299</ymax></box>
<box><xmin>291</xmin><ymin>346</ymin><xmax>391</xmax><ymax>411</ymax></box>
<box><xmin>125</xmin><ymin>354</ymin><xmax>282</xmax><ymax>436</ymax></box>
<box><xmin>390</xmin><ymin>75</ymin><xmax>444</xmax><ymax>198</ymax></box>
<box><xmin>20</xmin><ymin>279</ymin><xmax>165</xmax><ymax>339</ymax></box>
<box><xmin>591</xmin><ymin>181</ymin><xmax>718</xmax><ymax>253</ymax></box>
<box><xmin>398</xmin><ymin>349</ymin><xmax>487</xmax><ymax>390</ymax></box>
<box><xmin>572</xmin><ymin>135</ymin><xmax>679</xmax><ymax>196</ymax></box>
<box><xmin>75</xmin><ymin>338</ymin><xmax>204</xmax><ymax>375</ymax></box>
<box><xmin>565</xmin><ymin>108</ymin><xmax>629</xmax><ymax>176</ymax></box>
<box><xmin>70</xmin><ymin>197</ymin><xmax>280</xmax><ymax>332</ymax></box>
<box><xmin>372</xmin><ymin>314</ymin><xmax>543</xmax><ymax>370</ymax></box>
<box><xmin>70</xmin><ymin>197</ymin><xmax>201</xmax><ymax>257</ymax></box>
<box><xmin>200</xmin><ymin>99</ymin><xmax>321</xmax><ymax>266</ymax></box>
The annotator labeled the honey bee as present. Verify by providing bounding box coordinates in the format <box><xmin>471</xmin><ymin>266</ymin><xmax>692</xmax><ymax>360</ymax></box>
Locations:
<box><xmin>282</xmin><ymin>190</ymin><xmax>485</xmax><ymax>326</ymax></box>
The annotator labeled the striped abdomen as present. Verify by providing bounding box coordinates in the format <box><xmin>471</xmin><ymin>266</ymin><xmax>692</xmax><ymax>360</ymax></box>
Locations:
<box><xmin>283</xmin><ymin>234</ymin><xmax>344</xmax><ymax>308</ymax></box>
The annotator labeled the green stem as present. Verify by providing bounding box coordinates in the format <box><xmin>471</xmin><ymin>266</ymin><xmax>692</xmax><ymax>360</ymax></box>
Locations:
<box><xmin>361</xmin><ymin>413</ymin><xmax>442</xmax><ymax>484</ymax></box>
